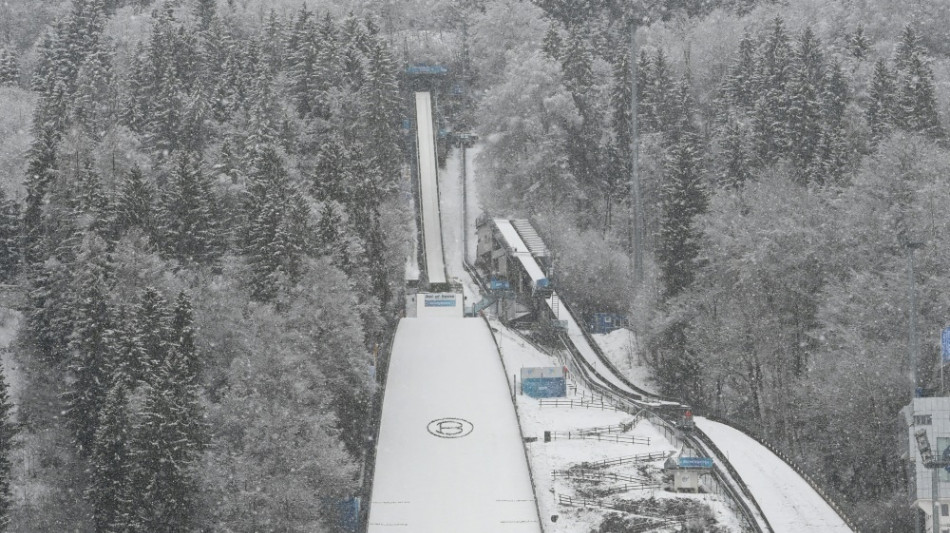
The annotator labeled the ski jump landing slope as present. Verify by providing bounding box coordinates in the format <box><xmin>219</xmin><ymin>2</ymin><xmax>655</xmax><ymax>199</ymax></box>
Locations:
<box><xmin>368</xmin><ymin>318</ymin><xmax>541</xmax><ymax>532</ymax></box>
<box><xmin>695</xmin><ymin>418</ymin><xmax>853</xmax><ymax>532</ymax></box>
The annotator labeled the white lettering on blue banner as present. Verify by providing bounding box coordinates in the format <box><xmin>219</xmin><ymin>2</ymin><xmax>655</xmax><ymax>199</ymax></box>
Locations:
<box><xmin>678</xmin><ymin>457</ymin><xmax>714</xmax><ymax>469</ymax></box>
<box><xmin>424</xmin><ymin>293</ymin><xmax>458</xmax><ymax>307</ymax></box>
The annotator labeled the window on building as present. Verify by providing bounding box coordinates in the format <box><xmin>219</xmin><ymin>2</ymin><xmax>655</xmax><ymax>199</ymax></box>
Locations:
<box><xmin>916</xmin><ymin>415</ymin><xmax>933</xmax><ymax>425</ymax></box>
<box><xmin>942</xmin><ymin>503</ymin><xmax>949</xmax><ymax>517</ymax></box>
<box><xmin>939</xmin><ymin>437</ymin><xmax>950</xmax><ymax>482</ymax></box>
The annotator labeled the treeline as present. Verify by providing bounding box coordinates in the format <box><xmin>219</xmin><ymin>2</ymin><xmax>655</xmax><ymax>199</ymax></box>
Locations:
<box><xmin>470</xmin><ymin>0</ymin><xmax>949</xmax><ymax>530</ymax></box>
<box><xmin>0</xmin><ymin>0</ymin><xmax>408</xmax><ymax>530</ymax></box>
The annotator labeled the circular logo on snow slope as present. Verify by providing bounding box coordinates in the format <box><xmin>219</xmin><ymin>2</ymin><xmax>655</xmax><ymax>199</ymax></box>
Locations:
<box><xmin>427</xmin><ymin>417</ymin><xmax>474</xmax><ymax>439</ymax></box>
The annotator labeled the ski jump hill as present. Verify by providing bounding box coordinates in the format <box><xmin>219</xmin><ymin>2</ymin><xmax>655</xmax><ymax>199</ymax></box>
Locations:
<box><xmin>367</xmin><ymin>318</ymin><xmax>541</xmax><ymax>532</ymax></box>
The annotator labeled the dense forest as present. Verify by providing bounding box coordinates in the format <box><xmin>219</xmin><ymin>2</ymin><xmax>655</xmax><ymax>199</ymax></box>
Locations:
<box><xmin>0</xmin><ymin>0</ymin><xmax>411</xmax><ymax>530</ymax></box>
<box><xmin>0</xmin><ymin>0</ymin><xmax>948</xmax><ymax>531</ymax></box>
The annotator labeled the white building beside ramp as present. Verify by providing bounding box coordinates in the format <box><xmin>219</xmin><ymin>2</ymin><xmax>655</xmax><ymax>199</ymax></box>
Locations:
<box><xmin>902</xmin><ymin>397</ymin><xmax>950</xmax><ymax>533</ymax></box>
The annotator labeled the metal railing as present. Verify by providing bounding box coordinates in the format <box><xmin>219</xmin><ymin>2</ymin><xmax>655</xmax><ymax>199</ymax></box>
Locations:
<box><xmin>548</xmin><ymin>431</ymin><xmax>650</xmax><ymax>446</ymax></box>
<box><xmin>538</xmin><ymin>398</ymin><xmax>624</xmax><ymax>412</ymax></box>
<box><xmin>553</xmin><ymin>470</ymin><xmax>651</xmax><ymax>484</ymax></box>
<box><xmin>569</xmin><ymin>451</ymin><xmax>672</xmax><ymax>470</ymax></box>
<box><xmin>556</xmin><ymin>494</ymin><xmax>692</xmax><ymax>529</ymax></box>
<box><xmin>570</xmin><ymin>420</ymin><xmax>637</xmax><ymax>436</ymax></box>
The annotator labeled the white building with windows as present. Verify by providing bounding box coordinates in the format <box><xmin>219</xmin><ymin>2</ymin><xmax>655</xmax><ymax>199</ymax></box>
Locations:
<box><xmin>901</xmin><ymin>397</ymin><xmax>950</xmax><ymax>532</ymax></box>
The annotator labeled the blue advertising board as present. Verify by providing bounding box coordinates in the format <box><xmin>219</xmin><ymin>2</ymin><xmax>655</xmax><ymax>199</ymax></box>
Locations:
<box><xmin>678</xmin><ymin>457</ymin><xmax>714</xmax><ymax>469</ymax></box>
<box><xmin>590</xmin><ymin>313</ymin><xmax>627</xmax><ymax>334</ymax></box>
<box><xmin>942</xmin><ymin>326</ymin><xmax>950</xmax><ymax>363</ymax></box>
<box><xmin>489</xmin><ymin>277</ymin><xmax>510</xmax><ymax>290</ymax></box>
<box><xmin>424</xmin><ymin>293</ymin><xmax>457</xmax><ymax>307</ymax></box>
<box><xmin>340</xmin><ymin>497</ymin><xmax>359</xmax><ymax>532</ymax></box>
<box><xmin>521</xmin><ymin>367</ymin><xmax>567</xmax><ymax>398</ymax></box>
<box><xmin>406</xmin><ymin>64</ymin><xmax>448</xmax><ymax>75</ymax></box>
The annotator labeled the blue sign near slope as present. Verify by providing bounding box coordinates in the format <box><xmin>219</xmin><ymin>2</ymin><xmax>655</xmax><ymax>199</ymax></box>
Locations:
<box><xmin>942</xmin><ymin>326</ymin><xmax>950</xmax><ymax>363</ymax></box>
<box><xmin>678</xmin><ymin>457</ymin><xmax>714</xmax><ymax>469</ymax></box>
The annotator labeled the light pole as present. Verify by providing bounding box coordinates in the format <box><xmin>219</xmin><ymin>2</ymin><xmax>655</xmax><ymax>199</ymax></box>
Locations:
<box><xmin>905</xmin><ymin>239</ymin><xmax>924</xmax><ymax>400</ymax></box>
<box><xmin>628</xmin><ymin>18</ymin><xmax>643</xmax><ymax>286</ymax></box>
<box><xmin>906</xmin><ymin>238</ymin><xmax>925</xmax><ymax>533</ymax></box>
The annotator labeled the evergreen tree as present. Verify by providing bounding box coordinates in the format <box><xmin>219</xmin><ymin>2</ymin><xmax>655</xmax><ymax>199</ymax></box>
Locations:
<box><xmin>560</xmin><ymin>25</ymin><xmax>593</xmax><ymax>114</ymax></box>
<box><xmin>131</xmin><ymin>365</ymin><xmax>203</xmax><ymax>532</ymax></box>
<box><xmin>123</xmin><ymin>44</ymin><xmax>151</xmax><ymax>133</ymax></box>
<box><xmin>136</xmin><ymin>287</ymin><xmax>172</xmax><ymax>383</ymax></box>
<box><xmin>170</xmin><ymin>291</ymin><xmax>198</xmax><ymax>385</ymax></box>
<box><xmin>894</xmin><ymin>25</ymin><xmax>921</xmax><ymax>73</ymax></box>
<box><xmin>657</xmin><ymin>135</ymin><xmax>707</xmax><ymax>300</ymax></box>
<box><xmin>895</xmin><ymin>53</ymin><xmax>943</xmax><ymax>139</ymax></box>
<box><xmin>22</xmin><ymin>126</ymin><xmax>59</xmax><ymax>265</ymax></box>
<box><xmin>286</xmin><ymin>5</ymin><xmax>316</xmax><ymax>117</ymax></box>
<box><xmin>610</xmin><ymin>50</ymin><xmax>632</xmax><ymax>163</ymax></box>
<box><xmin>646</xmin><ymin>49</ymin><xmax>674</xmax><ymax>133</ymax></box>
<box><xmin>64</xmin><ymin>233</ymin><xmax>114</xmax><ymax>455</ymax></box>
<box><xmin>668</xmin><ymin>73</ymin><xmax>698</xmax><ymax>142</ymax></box>
<box><xmin>260</xmin><ymin>9</ymin><xmax>285</xmax><ymax>74</ymax></box>
<box><xmin>340</xmin><ymin>13</ymin><xmax>367</xmax><ymax>90</ymax></box>
<box><xmin>129</xmin><ymin>288</ymin><xmax>205</xmax><ymax>530</ymax></box>
<box><xmin>195</xmin><ymin>0</ymin><xmax>216</xmax><ymax>31</ymax></box>
<box><xmin>74</xmin><ymin>163</ymin><xmax>113</xmax><ymax>236</ymax></box>
<box><xmin>725</xmin><ymin>31</ymin><xmax>757</xmax><ymax>110</ymax></box>
<box><xmin>317</xmin><ymin>201</ymin><xmax>350</xmax><ymax>270</ymax></box>
<box><xmin>156</xmin><ymin>153</ymin><xmax>222</xmax><ymax>265</ymax></box>
<box><xmin>867</xmin><ymin>59</ymin><xmax>896</xmax><ymax>145</ymax></box>
<box><xmin>787</xmin><ymin>27</ymin><xmax>825</xmax><ymax>180</ymax></box>
<box><xmin>89</xmin><ymin>382</ymin><xmax>134</xmax><ymax>533</ymax></box>
<box><xmin>0</xmin><ymin>48</ymin><xmax>17</xmax><ymax>86</ymax></box>
<box><xmin>245</xmin><ymin>147</ymin><xmax>311</xmax><ymax>302</ymax></box>
<box><xmin>313</xmin><ymin>13</ymin><xmax>342</xmax><ymax>119</ymax></box>
<box><xmin>71</xmin><ymin>41</ymin><xmax>117</xmax><ymax>140</ymax></box>
<box><xmin>148</xmin><ymin>67</ymin><xmax>183</xmax><ymax>156</ymax></box>
<box><xmin>24</xmin><ymin>258</ymin><xmax>75</xmax><ymax>364</ymax></box>
<box><xmin>812</xmin><ymin>125</ymin><xmax>851</xmax><ymax>186</ymax></box>
<box><xmin>0</xmin><ymin>188</ymin><xmax>20</xmax><ymax>282</ymax></box>
<box><xmin>115</xmin><ymin>166</ymin><xmax>153</xmax><ymax>235</ymax></box>
<box><xmin>847</xmin><ymin>25</ymin><xmax>869</xmax><ymax>60</ymax></box>
<box><xmin>360</xmin><ymin>39</ymin><xmax>402</xmax><ymax>188</ymax></box>
<box><xmin>636</xmin><ymin>51</ymin><xmax>653</xmax><ymax>129</ymax></box>
<box><xmin>752</xmin><ymin>17</ymin><xmax>792</xmax><ymax>162</ymax></box>
<box><xmin>0</xmin><ymin>363</ymin><xmax>14</xmax><ymax>531</ymax></box>
<box><xmin>719</xmin><ymin>120</ymin><xmax>752</xmax><ymax>189</ymax></box>
<box><xmin>311</xmin><ymin>134</ymin><xmax>352</xmax><ymax>203</ymax></box>
<box><xmin>823</xmin><ymin>59</ymin><xmax>849</xmax><ymax>128</ymax></box>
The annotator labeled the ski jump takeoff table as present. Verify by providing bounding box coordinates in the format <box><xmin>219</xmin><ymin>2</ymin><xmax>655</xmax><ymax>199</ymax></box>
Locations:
<box><xmin>368</xmin><ymin>318</ymin><xmax>541</xmax><ymax>532</ymax></box>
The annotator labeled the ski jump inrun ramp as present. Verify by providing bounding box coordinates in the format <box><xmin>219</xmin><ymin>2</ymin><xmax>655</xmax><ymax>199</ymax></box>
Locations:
<box><xmin>367</xmin><ymin>318</ymin><xmax>542</xmax><ymax>532</ymax></box>
<box><xmin>414</xmin><ymin>92</ymin><xmax>447</xmax><ymax>286</ymax></box>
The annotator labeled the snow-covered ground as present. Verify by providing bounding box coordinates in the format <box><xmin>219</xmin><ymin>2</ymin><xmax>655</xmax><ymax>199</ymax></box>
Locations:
<box><xmin>491</xmin><ymin>319</ymin><xmax>744</xmax><ymax>533</ymax></box>
<box><xmin>545</xmin><ymin>293</ymin><xmax>655</xmax><ymax>401</ymax></box>
<box><xmin>0</xmin><ymin>308</ymin><xmax>22</xmax><ymax>406</ymax></box>
<box><xmin>369</xmin><ymin>318</ymin><xmax>541</xmax><ymax>532</ymax></box>
<box><xmin>694</xmin><ymin>418</ymin><xmax>853</xmax><ymax>532</ymax></box>
<box><xmin>593</xmin><ymin>328</ymin><xmax>661</xmax><ymax>396</ymax></box>
<box><xmin>439</xmin><ymin>146</ymin><xmax>480</xmax><ymax>303</ymax></box>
